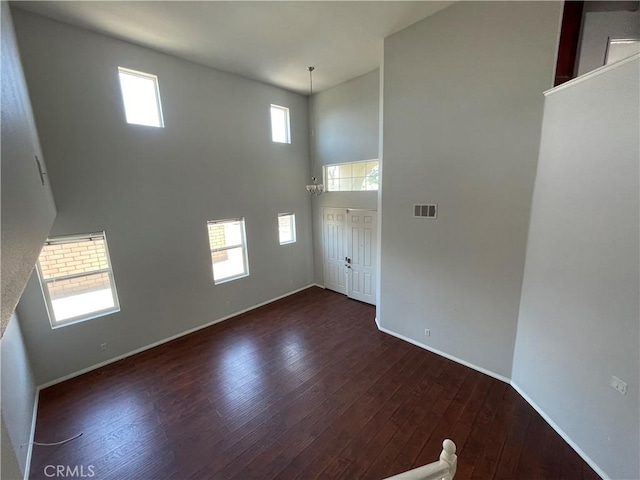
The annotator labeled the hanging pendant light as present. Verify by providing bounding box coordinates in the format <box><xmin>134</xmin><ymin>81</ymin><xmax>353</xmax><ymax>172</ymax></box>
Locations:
<box><xmin>306</xmin><ymin>66</ymin><xmax>324</xmax><ymax>195</ymax></box>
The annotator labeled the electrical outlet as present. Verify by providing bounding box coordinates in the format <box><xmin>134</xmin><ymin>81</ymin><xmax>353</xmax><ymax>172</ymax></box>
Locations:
<box><xmin>610</xmin><ymin>376</ymin><xmax>627</xmax><ymax>395</ymax></box>
<box><xmin>100</xmin><ymin>343</ymin><xmax>108</xmax><ymax>351</ymax></box>
<box><xmin>424</xmin><ymin>329</ymin><xmax>430</xmax><ymax>337</ymax></box>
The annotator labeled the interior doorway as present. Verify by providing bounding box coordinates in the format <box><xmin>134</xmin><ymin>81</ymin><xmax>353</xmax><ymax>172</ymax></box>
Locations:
<box><xmin>322</xmin><ymin>207</ymin><xmax>378</xmax><ymax>305</ymax></box>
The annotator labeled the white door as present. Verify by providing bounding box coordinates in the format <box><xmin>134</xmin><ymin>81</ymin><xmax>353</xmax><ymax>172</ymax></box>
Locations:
<box><xmin>345</xmin><ymin>210</ymin><xmax>377</xmax><ymax>305</ymax></box>
<box><xmin>323</xmin><ymin>208</ymin><xmax>347</xmax><ymax>295</ymax></box>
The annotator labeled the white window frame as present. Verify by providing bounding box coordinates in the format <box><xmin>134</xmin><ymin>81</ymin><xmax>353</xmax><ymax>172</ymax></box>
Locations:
<box><xmin>324</xmin><ymin>159</ymin><xmax>379</xmax><ymax>192</ymax></box>
<box><xmin>278</xmin><ymin>213</ymin><xmax>297</xmax><ymax>245</ymax></box>
<box><xmin>270</xmin><ymin>104</ymin><xmax>291</xmax><ymax>144</ymax></box>
<box><xmin>207</xmin><ymin>218</ymin><xmax>250</xmax><ymax>284</ymax></box>
<box><xmin>37</xmin><ymin>232</ymin><xmax>120</xmax><ymax>328</ymax></box>
<box><xmin>118</xmin><ymin>67</ymin><xmax>165</xmax><ymax>128</ymax></box>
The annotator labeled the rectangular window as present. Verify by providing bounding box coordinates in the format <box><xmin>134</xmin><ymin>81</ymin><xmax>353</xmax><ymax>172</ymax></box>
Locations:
<box><xmin>207</xmin><ymin>218</ymin><xmax>249</xmax><ymax>284</ymax></box>
<box><xmin>325</xmin><ymin>159</ymin><xmax>379</xmax><ymax>192</ymax></box>
<box><xmin>37</xmin><ymin>232</ymin><xmax>120</xmax><ymax>327</ymax></box>
<box><xmin>278</xmin><ymin>213</ymin><xmax>296</xmax><ymax>245</ymax></box>
<box><xmin>270</xmin><ymin>104</ymin><xmax>291</xmax><ymax>143</ymax></box>
<box><xmin>118</xmin><ymin>67</ymin><xmax>164</xmax><ymax>127</ymax></box>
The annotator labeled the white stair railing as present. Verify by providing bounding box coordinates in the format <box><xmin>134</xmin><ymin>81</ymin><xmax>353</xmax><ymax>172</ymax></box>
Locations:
<box><xmin>384</xmin><ymin>439</ymin><xmax>457</xmax><ymax>480</ymax></box>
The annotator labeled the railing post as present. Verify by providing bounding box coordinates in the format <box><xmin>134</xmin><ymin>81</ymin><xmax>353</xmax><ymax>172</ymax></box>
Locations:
<box><xmin>383</xmin><ymin>438</ymin><xmax>458</xmax><ymax>480</ymax></box>
<box><xmin>440</xmin><ymin>439</ymin><xmax>457</xmax><ymax>479</ymax></box>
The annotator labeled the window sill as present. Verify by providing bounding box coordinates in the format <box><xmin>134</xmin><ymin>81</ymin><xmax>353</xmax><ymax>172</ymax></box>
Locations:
<box><xmin>50</xmin><ymin>307</ymin><xmax>121</xmax><ymax>329</ymax></box>
<box><xmin>214</xmin><ymin>272</ymin><xmax>250</xmax><ymax>285</ymax></box>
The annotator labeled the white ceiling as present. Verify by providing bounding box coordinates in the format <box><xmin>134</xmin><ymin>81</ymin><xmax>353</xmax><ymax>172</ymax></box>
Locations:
<box><xmin>13</xmin><ymin>1</ymin><xmax>453</xmax><ymax>94</ymax></box>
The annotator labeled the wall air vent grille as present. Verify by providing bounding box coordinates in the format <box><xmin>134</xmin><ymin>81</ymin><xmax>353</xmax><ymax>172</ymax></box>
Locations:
<box><xmin>413</xmin><ymin>204</ymin><xmax>438</xmax><ymax>219</ymax></box>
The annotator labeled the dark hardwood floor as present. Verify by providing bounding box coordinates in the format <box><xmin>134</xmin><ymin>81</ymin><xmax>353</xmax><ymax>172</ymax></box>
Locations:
<box><xmin>30</xmin><ymin>287</ymin><xmax>599</xmax><ymax>480</ymax></box>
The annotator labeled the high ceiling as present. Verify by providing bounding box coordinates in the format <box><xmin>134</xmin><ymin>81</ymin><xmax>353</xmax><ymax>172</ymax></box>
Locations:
<box><xmin>13</xmin><ymin>1</ymin><xmax>453</xmax><ymax>94</ymax></box>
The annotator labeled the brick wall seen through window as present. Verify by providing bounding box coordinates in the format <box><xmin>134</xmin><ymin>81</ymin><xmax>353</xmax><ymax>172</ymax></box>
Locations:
<box><xmin>37</xmin><ymin>233</ymin><xmax>120</xmax><ymax>326</ymax></box>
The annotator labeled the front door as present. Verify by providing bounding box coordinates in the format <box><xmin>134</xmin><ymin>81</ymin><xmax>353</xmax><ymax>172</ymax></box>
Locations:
<box><xmin>323</xmin><ymin>208</ymin><xmax>347</xmax><ymax>295</ymax></box>
<box><xmin>345</xmin><ymin>210</ymin><xmax>377</xmax><ymax>305</ymax></box>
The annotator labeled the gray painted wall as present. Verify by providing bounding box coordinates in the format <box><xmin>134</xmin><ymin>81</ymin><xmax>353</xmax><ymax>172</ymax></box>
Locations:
<box><xmin>0</xmin><ymin>2</ymin><xmax>56</xmax><ymax>336</ymax></box>
<box><xmin>309</xmin><ymin>70</ymin><xmax>379</xmax><ymax>286</ymax></box>
<box><xmin>12</xmin><ymin>9</ymin><xmax>314</xmax><ymax>385</ymax></box>
<box><xmin>379</xmin><ymin>1</ymin><xmax>562</xmax><ymax>379</ymax></box>
<box><xmin>1</xmin><ymin>313</ymin><xmax>37</xmax><ymax>477</ymax></box>
<box><xmin>2</xmin><ymin>415</ymin><xmax>23</xmax><ymax>480</ymax></box>
<box><xmin>577</xmin><ymin>9</ymin><xmax>640</xmax><ymax>76</ymax></box>
<box><xmin>512</xmin><ymin>57</ymin><xmax>640</xmax><ymax>480</ymax></box>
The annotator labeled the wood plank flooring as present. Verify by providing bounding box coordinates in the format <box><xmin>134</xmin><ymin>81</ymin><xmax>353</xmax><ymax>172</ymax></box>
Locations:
<box><xmin>29</xmin><ymin>287</ymin><xmax>600</xmax><ymax>480</ymax></box>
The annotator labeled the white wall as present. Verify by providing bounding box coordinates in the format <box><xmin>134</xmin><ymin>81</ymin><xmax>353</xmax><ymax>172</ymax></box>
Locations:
<box><xmin>12</xmin><ymin>9</ymin><xmax>314</xmax><ymax>385</ymax></box>
<box><xmin>1</xmin><ymin>313</ymin><xmax>37</xmax><ymax>477</ymax></box>
<box><xmin>512</xmin><ymin>57</ymin><xmax>640</xmax><ymax>480</ymax></box>
<box><xmin>577</xmin><ymin>9</ymin><xmax>640</xmax><ymax>76</ymax></box>
<box><xmin>309</xmin><ymin>70</ymin><xmax>380</xmax><ymax>286</ymax></box>
<box><xmin>378</xmin><ymin>1</ymin><xmax>562</xmax><ymax>379</ymax></box>
<box><xmin>0</xmin><ymin>2</ymin><xmax>56</xmax><ymax>335</ymax></box>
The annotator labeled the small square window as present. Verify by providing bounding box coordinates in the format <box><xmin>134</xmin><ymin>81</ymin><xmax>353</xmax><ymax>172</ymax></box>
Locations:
<box><xmin>278</xmin><ymin>213</ymin><xmax>296</xmax><ymax>245</ymax></box>
<box><xmin>37</xmin><ymin>232</ymin><xmax>120</xmax><ymax>327</ymax></box>
<box><xmin>207</xmin><ymin>218</ymin><xmax>250</xmax><ymax>284</ymax></box>
<box><xmin>270</xmin><ymin>104</ymin><xmax>291</xmax><ymax>143</ymax></box>
<box><xmin>118</xmin><ymin>67</ymin><xmax>164</xmax><ymax>127</ymax></box>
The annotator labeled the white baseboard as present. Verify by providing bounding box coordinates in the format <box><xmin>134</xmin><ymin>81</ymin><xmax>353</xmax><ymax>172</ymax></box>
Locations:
<box><xmin>375</xmin><ymin>324</ymin><xmax>511</xmax><ymax>384</ymax></box>
<box><xmin>312</xmin><ymin>283</ymin><xmax>325</xmax><ymax>289</ymax></box>
<box><xmin>375</xmin><ymin>324</ymin><xmax>607</xmax><ymax>478</ymax></box>
<box><xmin>23</xmin><ymin>387</ymin><xmax>39</xmax><ymax>480</ymax></box>
<box><xmin>38</xmin><ymin>284</ymin><xmax>318</xmax><ymax>389</ymax></box>
<box><xmin>510</xmin><ymin>382</ymin><xmax>608</xmax><ymax>480</ymax></box>
<box><xmin>374</xmin><ymin>316</ymin><xmax>380</xmax><ymax>329</ymax></box>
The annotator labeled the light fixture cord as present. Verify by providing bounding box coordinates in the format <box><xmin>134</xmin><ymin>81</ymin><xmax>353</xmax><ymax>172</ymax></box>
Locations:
<box><xmin>308</xmin><ymin>66</ymin><xmax>316</xmax><ymax>183</ymax></box>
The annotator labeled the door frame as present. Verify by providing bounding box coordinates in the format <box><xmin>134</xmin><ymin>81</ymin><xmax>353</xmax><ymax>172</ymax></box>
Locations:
<box><xmin>322</xmin><ymin>206</ymin><xmax>378</xmax><ymax>304</ymax></box>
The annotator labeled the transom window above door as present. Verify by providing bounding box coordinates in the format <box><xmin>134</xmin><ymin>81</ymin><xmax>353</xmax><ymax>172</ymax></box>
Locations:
<box><xmin>324</xmin><ymin>160</ymin><xmax>379</xmax><ymax>192</ymax></box>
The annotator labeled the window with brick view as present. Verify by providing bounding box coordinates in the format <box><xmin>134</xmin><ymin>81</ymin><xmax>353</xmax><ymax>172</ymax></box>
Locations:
<box><xmin>207</xmin><ymin>218</ymin><xmax>249</xmax><ymax>284</ymax></box>
<box><xmin>37</xmin><ymin>232</ymin><xmax>120</xmax><ymax>327</ymax></box>
<box><xmin>278</xmin><ymin>213</ymin><xmax>296</xmax><ymax>245</ymax></box>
